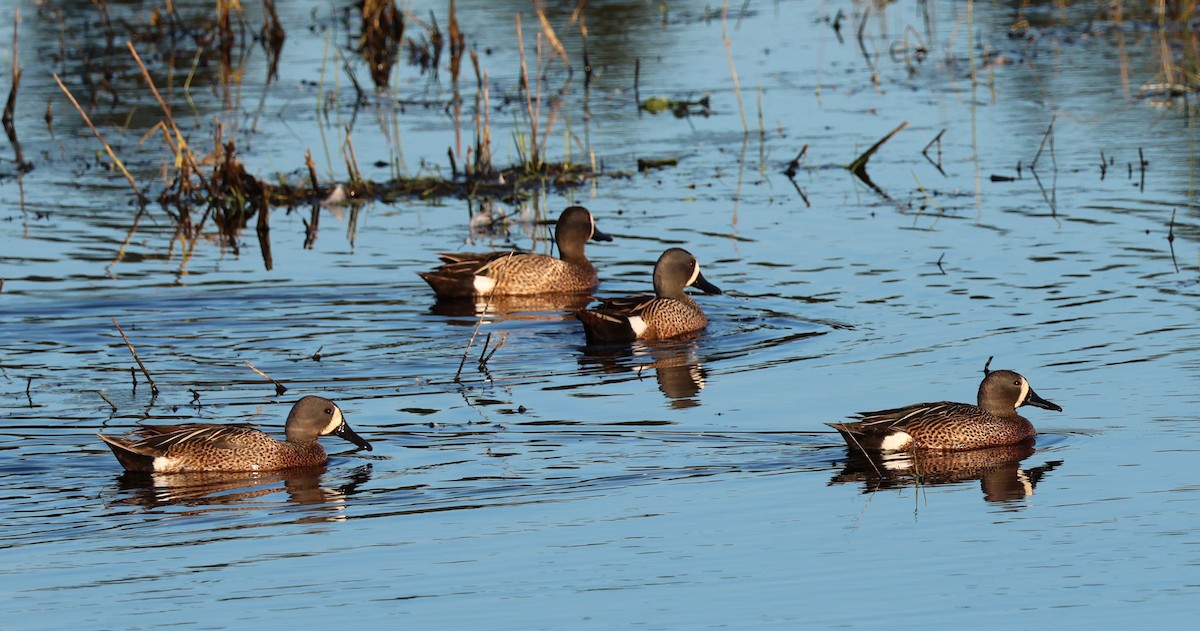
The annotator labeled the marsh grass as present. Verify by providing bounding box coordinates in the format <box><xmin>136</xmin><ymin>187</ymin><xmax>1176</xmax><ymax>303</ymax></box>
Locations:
<box><xmin>45</xmin><ymin>1</ymin><xmax>600</xmax><ymax>272</ymax></box>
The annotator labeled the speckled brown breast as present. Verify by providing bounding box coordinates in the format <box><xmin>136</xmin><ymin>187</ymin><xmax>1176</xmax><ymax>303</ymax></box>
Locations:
<box><xmin>637</xmin><ymin>295</ymin><xmax>709</xmax><ymax>340</ymax></box>
<box><xmin>901</xmin><ymin>404</ymin><xmax>1037</xmax><ymax>450</ymax></box>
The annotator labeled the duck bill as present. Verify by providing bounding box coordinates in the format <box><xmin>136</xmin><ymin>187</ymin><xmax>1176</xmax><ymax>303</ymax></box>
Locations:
<box><xmin>692</xmin><ymin>271</ymin><xmax>722</xmax><ymax>295</ymax></box>
<box><xmin>1023</xmin><ymin>387</ymin><xmax>1062</xmax><ymax>412</ymax></box>
<box><xmin>333</xmin><ymin>420</ymin><xmax>373</xmax><ymax>451</ymax></box>
<box><xmin>590</xmin><ymin>227</ymin><xmax>614</xmax><ymax>242</ymax></box>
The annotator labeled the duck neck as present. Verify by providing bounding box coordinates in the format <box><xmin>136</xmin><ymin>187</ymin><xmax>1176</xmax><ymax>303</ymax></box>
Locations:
<box><xmin>556</xmin><ymin>231</ymin><xmax>589</xmax><ymax>266</ymax></box>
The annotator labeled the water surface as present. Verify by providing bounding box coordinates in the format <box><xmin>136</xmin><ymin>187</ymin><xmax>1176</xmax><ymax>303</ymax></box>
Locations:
<box><xmin>2</xmin><ymin>0</ymin><xmax>1199</xmax><ymax>628</ymax></box>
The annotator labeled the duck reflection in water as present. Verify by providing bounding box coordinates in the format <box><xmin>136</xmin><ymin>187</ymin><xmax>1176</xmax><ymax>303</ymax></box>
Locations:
<box><xmin>828</xmin><ymin>442</ymin><xmax>1063</xmax><ymax>503</ymax></box>
<box><xmin>111</xmin><ymin>464</ymin><xmax>373</xmax><ymax>521</ymax></box>
<box><xmin>428</xmin><ymin>292</ymin><xmax>595</xmax><ymax>324</ymax></box>
<box><xmin>579</xmin><ymin>337</ymin><xmax>707</xmax><ymax>409</ymax></box>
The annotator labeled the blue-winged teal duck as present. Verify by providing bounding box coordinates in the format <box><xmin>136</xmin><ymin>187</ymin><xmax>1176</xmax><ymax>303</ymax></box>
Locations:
<box><xmin>419</xmin><ymin>206</ymin><xmax>613</xmax><ymax>298</ymax></box>
<box><xmin>97</xmin><ymin>396</ymin><xmax>372</xmax><ymax>473</ymax></box>
<box><xmin>575</xmin><ymin>248</ymin><xmax>722</xmax><ymax>344</ymax></box>
<box><xmin>827</xmin><ymin>360</ymin><xmax>1062</xmax><ymax>451</ymax></box>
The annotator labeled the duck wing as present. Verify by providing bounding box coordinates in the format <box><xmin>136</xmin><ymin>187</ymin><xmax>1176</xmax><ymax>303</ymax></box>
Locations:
<box><xmin>849</xmin><ymin>401</ymin><xmax>972</xmax><ymax>431</ymax></box>
<box><xmin>125</xmin><ymin>423</ymin><xmax>264</xmax><ymax>454</ymax></box>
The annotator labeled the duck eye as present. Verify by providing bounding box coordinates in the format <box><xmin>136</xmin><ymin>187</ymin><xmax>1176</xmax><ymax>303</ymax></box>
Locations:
<box><xmin>1013</xmin><ymin>380</ymin><xmax>1021</xmax><ymax>386</ymax></box>
<box><xmin>324</xmin><ymin>408</ymin><xmax>333</xmax><ymax>414</ymax></box>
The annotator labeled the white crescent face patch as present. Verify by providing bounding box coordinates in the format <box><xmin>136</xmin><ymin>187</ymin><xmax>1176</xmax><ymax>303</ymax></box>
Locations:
<box><xmin>1015</xmin><ymin>377</ymin><xmax>1030</xmax><ymax>409</ymax></box>
<box><xmin>686</xmin><ymin>263</ymin><xmax>701</xmax><ymax>287</ymax></box>
<box><xmin>321</xmin><ymin>407</ymin><xmax>346</xmax><ymax>435</ymax></box>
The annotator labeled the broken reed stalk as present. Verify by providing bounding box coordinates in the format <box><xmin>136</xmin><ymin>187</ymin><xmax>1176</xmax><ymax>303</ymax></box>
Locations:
<box><xmin>454</xmin><ymin>290</ymin><xmax>499</xmax><ymax>381</ymax></box>
<box><xmin>126</xmin><ymin>41</ymin><xmax>210</xmax><ymax>192</ymax></box>
<box><xmin>111</xmin><ymin>317</ymin><xmax>159</xmax><ymax>396</ymax></box>
<box><xmin>634</xmin><ymin>58</ymin><xmax>641</xmax><ymax>109</ymax></box>
<box><xmin>244</xmin><ymin>360</ymin><xmax>288</xmax><ymax>395</ymax></box>
<box><xmin>756</xmin><ymin>80</ymin><xmax>765</xmax><ymax>138</ymax></box>
<box><xmin>533</xmin><ymin>4</ymin><xmax>571</xmax><ymax>71</ymax></box>
<box><xmin>478</xmin><ymin>332</ymin><xmax>493</xmax><ymax>364</ymax></box>
<box><xmin>1030</xmin><ymin>115</ymin><xmax>1056</xmax><ymax>171</ymax></box>
<box><xmin>3</xmin><ymin>8</ymin><xmax>21</xmax><ymax>145</ymax></box>
<box><xmin>52</xmin><ymin>74</ymin><xmax>146</xmax><ymax>204</ymax></box>
<box><xmin>479</xmin><ymin>332</ymin><xmax>508</xmax><ymax>368</ymax></box>
<box><xmin>922</xmin><ymin>129</ymin><xmax>945</xmax><ymax>160</ymax></box>
<box><xmin>110</xmin><ymin>206</ymin><xmax>148</xmax><ymax>270</ymax></box>
<box><xmin>305</xmin><ymin>148</ymin><xmax>321</xmax><ymax>198</ymax></box>
<box><xmin>96</xmin><ymin>390</ymin><xmax>118</xmax><ymax>412</ymax></box>
<box><xmin>454</xmin><ymin>253</ymin><xmax>512</xmax><ymax>381</ymax></box>
<box><xmin>343</xmin><ymin>126</ymin><xmax>362</xmax><ymax>183</ymax></box>
<box><xmin>721</xmin><ymin>0</ymin><xmax>749</xmax><ymax>133</ymax></box>
<box><xmin>848</xmin><ymin>121</ymin><xmax>909</xmax><ymax>174</ymax></box>
<box><xmin>481</xmin><ymin>70</ymin><xmax>492</xmax><ymax>171</ymax></box>
<box><xmin>1168</xmin><ymin>207</ymin><xmax>1179</xmax><ymax>273</ymax></box>
<box><xmin>579</xmin><ymin>11</ymin><xmax>592</xmax><ymax>87</ymax></box>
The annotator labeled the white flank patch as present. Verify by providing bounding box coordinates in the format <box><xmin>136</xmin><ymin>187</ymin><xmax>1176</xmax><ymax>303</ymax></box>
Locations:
<box><xmin>153</xmin><ymin>456</ymin><xmax>179</xmax><ymax>473</ymax></box>
<box><xmin>321</xmin><ymin>407</ymin><xmax>346</xmax><ymax>435</ymax></box>
<box><xmin>628</xmin><ymin>316</ymin><xmax>648</xmax><ymax>337</ymax></box>
<box><xmin>1016</xmin><ymin>377</ymin><xmax>1030</xmax><ymax>409</ymax></box>
<box><xmin>473</xmin><ymin>275</ymin><xmax>497</xmax><ymax>293</ymax></box>
<box><xmin>879</xmin><ymin>431</ymin><xmax>913</xmax><ymax>451</ymax></box>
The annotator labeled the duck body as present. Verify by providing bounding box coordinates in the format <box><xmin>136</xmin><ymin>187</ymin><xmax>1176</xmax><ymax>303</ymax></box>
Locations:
<box><xmin>577</xmin><ymin>248</ymin><xmax>721</xmax><ymax>344</ymax></box>
<box><xmin>827</xmin><ymin>368</ymin><xmax>1062</xmax><ymax>452</ymax></box>
<box><xmin>419</xmin><ymin>206</ymin><xmax>612</xmax><ymax>298</ymax></box>
<box><xmin>97</xmin><ymin>396</ymin><xmax>372</xmax><ymax>473</ymax></box>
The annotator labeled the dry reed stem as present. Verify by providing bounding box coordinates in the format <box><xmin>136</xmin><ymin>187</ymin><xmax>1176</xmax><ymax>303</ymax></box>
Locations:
<box><xmin>52</xmin><ymin>73</ymin><xmax>146</xmax><ymax>204</ymax></box>
<box><xmin>343</xmin><ymin>127</ymin><xmax>362</xmax><ymax>183</ymax></box>
<box><xmin>244</xmin><ymin>360</ymin><xmax>288</xmax><ymax>395</ymax></box>
<box><xmin>454</xmin><ymin>252</ymin><xmax>513</xmax><ymax>382</ymax></box>
<box><xmin>848</xmin><ymin>121</ymin><xmax>908</xmax><ymax>174</ymax></box>
<box><xmin>1030</xmin><ymin>115</ymin><xmax>1056</xmax><ymax>171</ymax></box>
<box><xmin>721</xmin><ymin>0</ymin><xmax>749</xmax><ymax>133</ymax></box>
<box><xmin>2</xmin><ymin>8</ymin><xmax>21</xmax><ymax>144</ymax></box>
<box><xmin>96</xmin><ymin>391</ymin><xmax>117</xmax><ymax>411</ymax></box>
<box><xmin>533</xmin><ymin>4</ymin><xmax>571</xmax><ymax>70</ymax></box>
<box><xmin>480</xmin><ymin>332</ymin><xmax>508</xmax><ymax>368</ymax></box>
<box><xmin>516</xmin><ymin>14</ymin><xmax>539</xmax><ymax>168</ymax></box>
<box><xmin>111</xmin><ymin>317</ymin><xmax>159</xmax><ymax>396</ymax></box>
<box><xmin>126</xmin><ymin>41</ymin><xmax>209</xmax><ymax>192</ymax></box>
<box><xmin>109</xmin><ymin>206</ymin><xmax>148</xmax><ymax>270</ymax></box>
<box><xmin>480</xmin><ymin>70</ymin><xmax>492</xmax><ymax>173</ymax></box>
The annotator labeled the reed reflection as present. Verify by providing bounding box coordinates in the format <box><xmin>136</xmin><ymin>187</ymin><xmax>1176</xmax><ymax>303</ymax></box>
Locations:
<box><xmin>112</xmin><ymin>464</ymin><xmax>373</xmax><ymax>521</ymax></box>
<box><xmin>579</xmin><ymin>338</ymin><xmax>707</xmax><ymax>408</ymax></box>
<box><xmin>828</xmin><ymin>441</ymin><xmax>1062</xmax><ymax>504</ymax></box>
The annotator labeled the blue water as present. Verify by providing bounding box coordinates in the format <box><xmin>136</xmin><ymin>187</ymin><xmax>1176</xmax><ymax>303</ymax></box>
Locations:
<box><xmin>2</xmin><ymin>0</ymin><xmax>1199</xmax><ymax>628</ymax></box>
